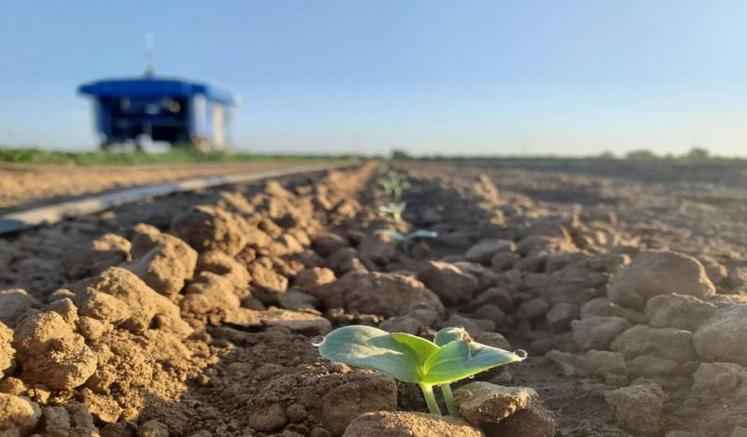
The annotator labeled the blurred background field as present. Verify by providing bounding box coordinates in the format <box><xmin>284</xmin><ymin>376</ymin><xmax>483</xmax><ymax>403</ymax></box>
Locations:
<box><xmin>0</xmin><ymin>146</ymin><xmax>355</xmax><ymax>166</ymax></box>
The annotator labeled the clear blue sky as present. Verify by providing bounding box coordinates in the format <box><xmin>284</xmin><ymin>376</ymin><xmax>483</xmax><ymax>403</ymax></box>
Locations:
<box><xmin>1</xmin><ymin>0</ymin><xmax>747</xmax><ymax>156</ymax></box>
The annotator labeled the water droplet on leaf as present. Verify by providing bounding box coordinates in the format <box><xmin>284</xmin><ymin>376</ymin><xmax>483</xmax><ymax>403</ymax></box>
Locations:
<box><xmin>311</xmin><ymin>335</ymin><xmax>326</xmax><ymax>347</ymax></box>
<box><xmin>513</xmin><ymin>349</ymin><xmax>528</xmax><ymax>359</ymax></box>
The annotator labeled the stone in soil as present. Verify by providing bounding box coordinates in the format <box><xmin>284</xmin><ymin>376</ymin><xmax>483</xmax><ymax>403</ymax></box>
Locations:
<box><xmin>321</xmin><ymin>373</ymin><xmax>397</xmax><ymax>436</ymax></box>
<box><xmin>472</xmin><ymin>334</ymin><xmax>511</xmax><ymax>356</ymax></box>
<box><xmin>247</xmin><ymin>260</ymin><xmax>289</xmax><ymax>299</ymax></box>
<box><xmin>12</xmin><ymin>311</ymin><xmax>97</xmax><ymax>390</ymax></box>
<box><xmin>343</xmin><ymin>411</ymin><xmax>482</xmax><ymax>437</ymax></box>
<box><xmin>516</xmin><ymin>298</ymin><xmax>549</xmax><ymax>321</ymax></box>
<box><xmin>357</xmin><ymin>233</ymin><xmax>397</xmax><ymax>266</ymax></box>
<box><xmin>180</xmin><ymin>271</ymin><xmax>240</xmax><ymax>318</ymax></box>
<box><xmin>546</xmin><ymin>350</ymin><xmax>589</xmax><ymax>377</ymax></box>
<box><xmin>586</xmin><ymin>350</ymin><xmax>627</xmax><ymax>378</ymax></box>
<box><xmin>277</xmin><ymin>289</ymin><xmax>321</xmax><ymax>311</ymax></box>
<box><xmin>491</xmin><ymin>251</ymin><xmax>520</xmax><ymax>271</ymax></box>
<box><xmin>571</xmin><ymin>316</ymin><xmax>632</xmax><ymax>351</ymax></box>
<box><xmin>441</xmin><ymin>314</ymin><xmax>495</xmax><ymax>336</ymax></box>
<box><xmin>482</xmin><ymin>405</ymin><xmax>556</xmax><ymax>437</ymax></box>
<box><xmin>248</xmin><ymin>401</ymin><xmax>288</xmax><ymax>433</ymax></box>
<box><xmin>0</xmin><ymin>393</ymin><xmax>41</xmax><ymax>435</ymax></box>
<box><xmin>604</xmin><ymin>383</ymin><xmax>666</xmax><ymax>436</ymax></box>
<box><xmin>77</xmin><ymin>290</ymin><xmax>132</xmax><ymax>326</ymax></box>
<box><xmin>325</xmin><ymin>247</ymin><xmax>367</xmax><ymax>275</ymax></box>
<box><xmin>627</xmin><ymin>355</ymin><xmax>679</xmax><ymax>378</ymax></box>
<box><xmin>260</xmin><ymin>308</ymin><xmax>331</xmax><ymax>335</ymax></box>
<box><xmin>195</xmin><ymin>250</ymin><xmax>251</xmax><ymax>290</ymax></box>
<box><xmin>312</xmin><ymin>232</ymin><xmax>350</xmax><ymax>257</ymax></box>
<box><xmin>294</xmin><ymin>267</ymin><xmax>336</xmax><ymax>289</ymax></box>
<box><xmin>693</xmin><ymin>305</ymin><xmax>747</xmax><ymax>366</ymax></box>
<box><xmin>74</xmin><ymin>267</ymin><xmax>189</xmax><ymax>336</ymax></box>
<box><xmin>607</xmin><ymin>250</ymin><xmax>716</xmax><ymax>310</ymax></box>
<box><xmin>171</xmin><ymin>205</ymin><xmax>249</xmax><ymax>256</ymax></box>
<box><xmin>580</xmin><ymin>297</ymin><xmax>647</xmax><ymax>324</ymax></box>
<box><xmin>0</xmin><ymin>322</ymin><xmax>14</xmax><ymax>378</ymax></box>
<box><xmin>63</xmin><ymin>233</ymin><xmax>132</xmax><ymax>280</ymax></box>
<box><xmin>311</xmin><ymin>271</ymin><xmax>444</xmax><ymax>318</ymax></box>
<box><xmin>138</xmin><ymin>419</ymin><xmax>169</xmax><ymax>437</ymax></box>
<box><xmin>0</xmin><ymin>289</ymin><xmax>40</xmax><ymax>328</ymax></box>
<box><xmin>465</xmin><ymin>239</ymin><xmax>515</xmax><ymax>264</ymax></box>
<box><xmin>644</xmin><ymin>293</ymin><xmax>717</xmax><ymax>332</ymax></box>
<box><xmin>611</xmin><ymin>325</ymin><xmax>696</xmax><ymax>363</ymax></box>
<box><xmin>470</xmin><ymin>287</ymin><xmax>515</xmax><ymax>313</ymax></box>
<box><xmin>379</xmin><ymin>309</ymin><xmax>439</xmax><ymax>335</ymax></box>
<box><xmin>129</xmin><ymin>224</ymin><xmax>199</xmax><ymax>293</ymax></box>
<box><xmin>417</xmin><ymin>261</ymin><xmax>479</xmax><ymax>306</ymax></box>
<box><xmin>453</xmin><ymin>382</ymin><xmax>538</xmax><ymax>426</ymax></box>
<box><xmin>546</xmin><ymin>302</ymin><xmax>580</xmax><ymax>333</ymax></box>
<box><xmin>690</xmin><ymin>361</ymin><xmax>747</xmax><ymax>402</ymax></box>
<box><xmin>125</xmin><ymin>241</ymin><xmax>197</xmax><ymax>298</ymax></box>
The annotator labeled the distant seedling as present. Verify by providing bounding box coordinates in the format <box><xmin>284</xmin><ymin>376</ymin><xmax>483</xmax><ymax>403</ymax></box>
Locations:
<box><xmin>376</xmin><ymin>229</ymin><xmax>438</xmax><ymax>253</ymax></box>
<box><xmin>377</xmin><ymin>201</ymin><xmax>407</xmax><ymax>223</ymax></box>
<box><xmin>316</xmin><ymin>325</ymin><xmax>526</xmax><ymax>417</ymax></box>
<box><xmin>377</xmin><ymin>171</ymin><xmax>411</xmax><ymax>202</ymax></box>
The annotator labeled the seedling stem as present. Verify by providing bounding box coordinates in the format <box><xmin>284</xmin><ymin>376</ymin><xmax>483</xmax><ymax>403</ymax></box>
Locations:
<box><xmin>441</xmin><ymin>384</ymin><xmax>459</xmax><ymax>417</ymax></box>
<box><xmin>419</xmin><ymin>383</ymin><xmax>442</xmax><ymax>415</ymax></box>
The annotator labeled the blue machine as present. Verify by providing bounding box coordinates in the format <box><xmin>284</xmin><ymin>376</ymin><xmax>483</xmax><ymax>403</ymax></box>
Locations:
<box><xmin>78</xmin><ymin>75</ymin><xmax>235</xmax><ymax>151</ymax></box>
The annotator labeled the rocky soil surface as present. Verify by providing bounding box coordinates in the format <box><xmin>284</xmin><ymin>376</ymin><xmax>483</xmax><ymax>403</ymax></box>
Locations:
<box><xmin>1</xmin><ymin>160</ymin><xmax>746</xmax><ymax>436</ymax></box>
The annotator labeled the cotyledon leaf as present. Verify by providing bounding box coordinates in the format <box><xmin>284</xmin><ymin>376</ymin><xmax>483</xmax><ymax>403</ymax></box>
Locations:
<box><xmin>391</xmin><ymin>332</ymin><xmax>439</xmax><ymax>367</ymax></box>
<box><xmin>421</xmin><ymin>339</ymin><xmax>525</xmax><ymax>385</ymax></box>
<box><xmin>318</xmin><ymin>325</ymin><xmax>423</xmax><ymax>383</ymax></box>
<box><xmin>319</xmin><ymin>325</ymin><xmax>526</xmax><ymax>387</ymax></box>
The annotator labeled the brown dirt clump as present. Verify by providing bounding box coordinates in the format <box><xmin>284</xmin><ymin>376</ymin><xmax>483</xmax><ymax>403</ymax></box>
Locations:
<box><xmin>0</xmin><ymin>322</ymin><xmax>15</xmax><ymax>378</ymax></box>
<box><xmin>12</xmin><ymin>311</ymin><xmax>97</xmax><ymax>390</ymax></box>
<box><xmin>343</xmin><ymin>411</ymin><xmax>482</xmax><ymax>437</ymax></box>
<box><xmin>171</xmin><ymin>205</ymin><xmax>249</xmax><ymax>256</ymax></box>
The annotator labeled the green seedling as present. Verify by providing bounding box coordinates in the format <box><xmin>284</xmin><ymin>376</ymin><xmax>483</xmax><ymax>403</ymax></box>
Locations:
<box><xmin>316</xmin><ymin>325</ymin><xmax>527</xmax><ymax>417</ymax></box>
<box><xmin>377</xmin><ymin>171</ymin><xmax>411</xmax><ymax>202</ymax></box>
<box><xmin>377</xmin><ymin>201</ymin><xmax>407</xmax><ymax>223</ymax></box>
<box><xmin>376</xmin><ymin>229</ymin><xmax>438</xmax><ymax>253</ymax></box>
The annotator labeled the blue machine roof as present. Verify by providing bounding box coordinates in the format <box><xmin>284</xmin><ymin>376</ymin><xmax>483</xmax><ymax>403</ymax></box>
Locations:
<box><xmin>78</xmin><ymin>76</ymin><xmax>235</xmax><ymax>105</ymax></box>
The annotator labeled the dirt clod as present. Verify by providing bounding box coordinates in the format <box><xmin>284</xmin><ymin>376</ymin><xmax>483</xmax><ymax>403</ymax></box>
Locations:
<box><xmin>248</xmin><ymin>401</ymin><xmax>288</xmax><ymax>432</ymax></box>
<box><xmin>607</xmin><ymin>250</ymin><xmax>716</xmax><ymax>310</ymax></box>
<box><xmin>645</xmin><ymin>293</ymin><xmax>717</xmax><ymax>331</ymax></box>
<box><xmin>571</xmin><ymin>316</ymin><xmax>632</xmax><ymax>351</ymax></box>
<box><xmin>0</xmin><ymin>322</ymin><xmax>16</xmax><ymax>378</ymax></box>
<box><xmin>12</xmin><ymin>311</ymin><xmax>97</xmax><ymax>389</ymax></box>
<box><xmin>321</xmin><ymin>373</ymin><xmax>398</xmax><ymax>435</ymax></box>
<box><xmin>417</xmin><ymin>261</ymin><xmax>479</xmax><ymax>306</ymax></box>
<box><xmin>453</xmin><ymin>382</ymin><xmax>538</xmax><ymax>426</ymax></box>
<box><xmin>482</xmin><ymin>405</ymin><xmax>556</xmax><ymax>437</ymax></box>
<box><xmin>605</xmin><ymin>383</ymin><xmax>666</xmax><ymax>436</ymax></box>
<box><xmin>611</xmin><ymin>325</ymin><xmax>696</xmax><ymax>363</ymax></box>
<box><xmin>0</xmin><ymin>289</ymin><xmax>40</xmax><ymax>328</ymax></box>
<box><xmin>343</xmin><ymin>411</ymin><xmax>482</xmax><ymax>437</ymax></box>
<box><xmin>0</xmin><ymin>393</ymin><xmax>41</xmax><ymax>435</ymax></box>
<box><xmin>312</xmin><ymin>271</ymin><xmax>444</xmax><ymax>317</ymax></box>
<box><xmin>171</xmin><ymin>205</ymin><xmax>248</xmax><ymax>256</ymax></box>
<box><xmin>64</xmin><ymin>233</ymin><xmax>132</xmax><ymax>280</ymax></box>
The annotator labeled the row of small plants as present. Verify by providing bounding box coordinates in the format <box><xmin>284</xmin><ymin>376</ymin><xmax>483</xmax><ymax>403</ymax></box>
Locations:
<box><xmin>316</xmin><ymin>163</ymin><xmax>526</xmax><ymax>417</ymax></box>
